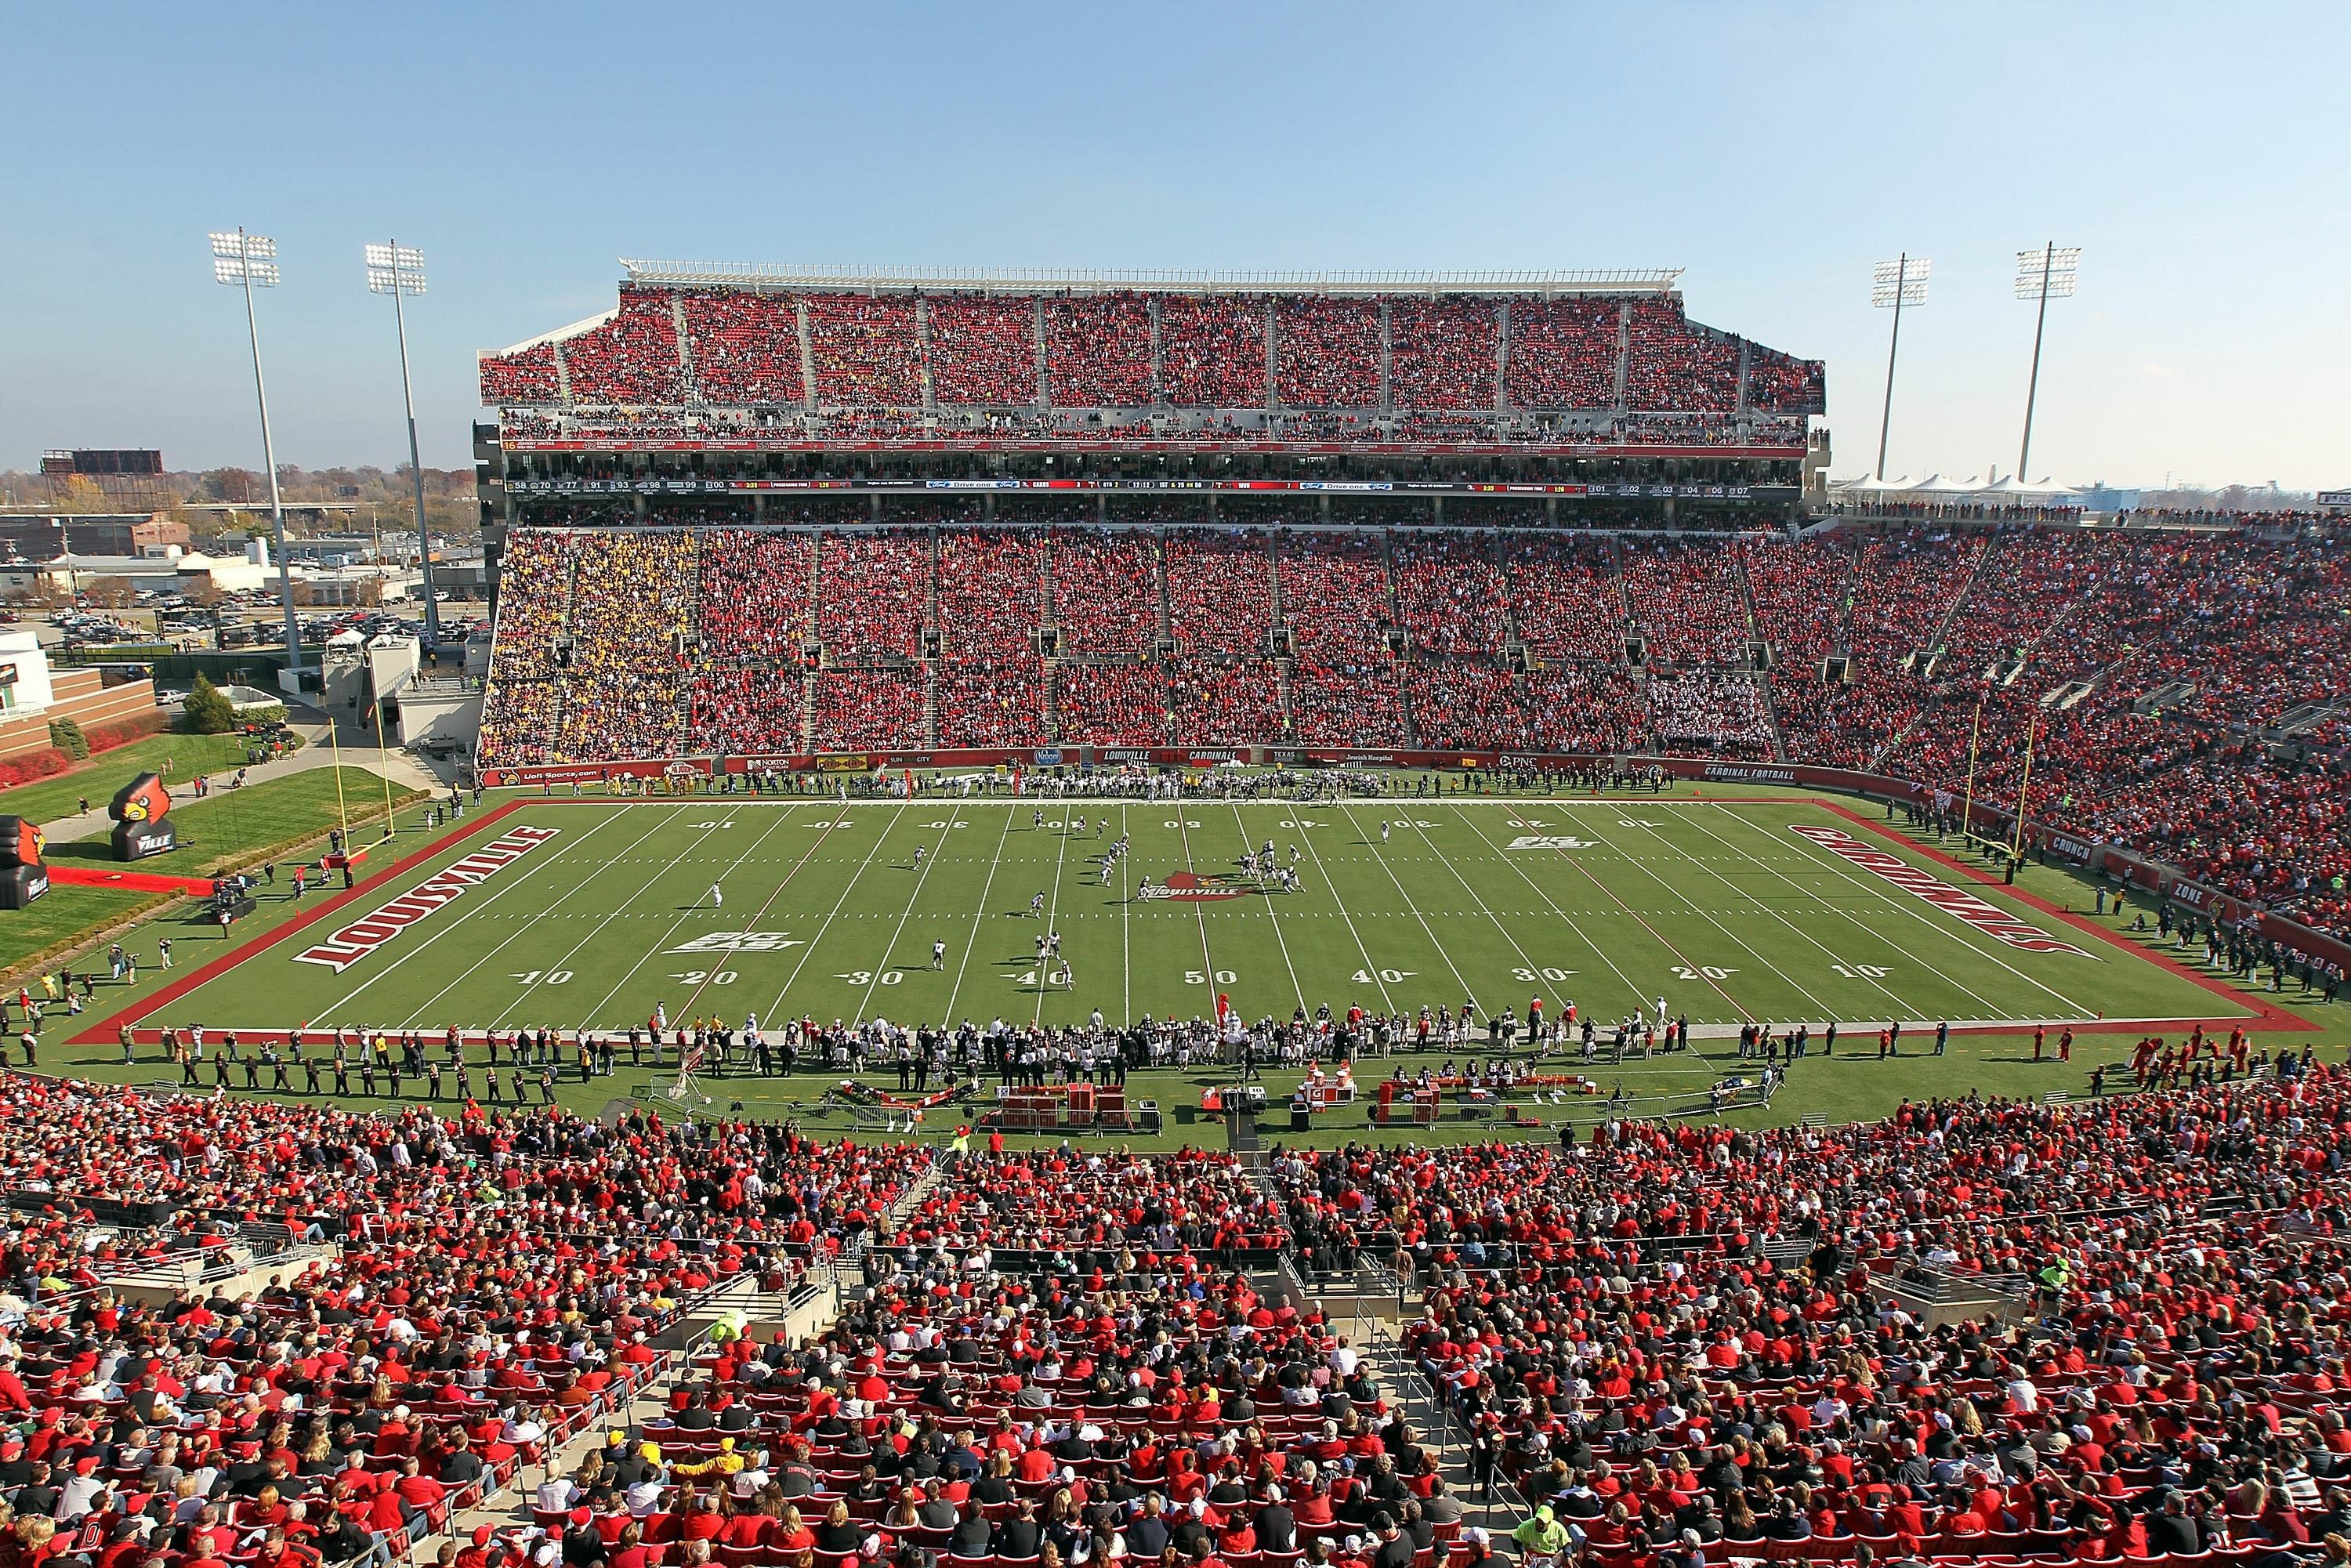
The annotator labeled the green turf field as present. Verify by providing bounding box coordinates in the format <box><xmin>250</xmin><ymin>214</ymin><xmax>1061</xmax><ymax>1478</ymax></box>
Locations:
<box><xmin>0</xmin><ymin>731</ymin><xmax>263</xmax><ymax>827</ymax></box>
<box><xmin>65</xmin><ymin>791</ymin><xmax>2268</xmax><ymax>1044</ymax></box>
<box><xmin>0</xmin><ymin>768</ymin><xmax>422</xmax><ymax>972</ymax></box>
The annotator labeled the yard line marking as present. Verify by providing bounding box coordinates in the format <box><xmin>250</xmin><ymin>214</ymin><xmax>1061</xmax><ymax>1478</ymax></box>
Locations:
<box><xmin>764</xmin><ymin>806</ymin><xmax>900</xmax><ymax>1022</ymax></box>
<box><xmin>1755</xmin><ymin>806</ymin><xmax>2092</xmax><ymax>1015</ymax></box>
<box><xmin>1498</xmin><ymin>814</ymin><xmax>1755</xmax><ymax>1021</ymax></box>
<box><xmin>1389</xmin><ymin>808</ymin><xmax>1555</xmax><ymax>998</ymax></box>
<box><xmin>1033</xmin><ymin>809</ymin><xmax>1075</xmax><ymax>1026</ymax></box>
<box><xmin>582</xmin><ymin>807</ymin><xmax>810</xmax><ymax>1026</ymax></box>
<box><xmin>311</xmin><ymin>806</ymin><xmax>645</xmax><ymax>1022</ymax></box>
<box><xmin>460</xmin><ymin>806</ymin><xmax>723</xmax><ymax>1028</ymax></box>
<box><xmin>850</xmin><ymin>813</ymin><xmax>959</xmax><ymax>1022</ymax></box>
<box><xmin>941</xmin><ymin>802</ymin><xmax>1019</xmax><ymax>1025</ymax></box>
<box><xmin>1444</xmin><ymin>804</ymin><xmax>1650</xmax><ymax>1004</ymax></box>
<box><xmin>1597</xmin><ymin>808</ymin><xmax>1932</xmax><ymax>1022</ymax></box>
<box><xmin>1226</xmin><ymin>804</ymin><xmax>1304</xmax><ymax>1013</ymax></box>
<box><xmin>1672</xmin><ymin>805</ymin><xmax>2008</xmax><ymax>1019</ymax></box>
<box><xmin>1170</xmin><ymin>801</ymin><xmax>1220</xmax><ymax>1015</ymax></box>
<box><xmin>644</xmin><ymin>804</ymin><xmax>833</xmax><ymax>1023</ymax></box>
<box><xmin>1118</xmin><ymin>804</ymin><xmax>1132</xmax><ymax>1025</ymax></box>
<box><xmin>1552</xmin><ymin>809</ymin><xmax>1838</xmax><ymax>1018</ymax></box>
<box><xmin>1291</xmin><ymin>808</ymin><xmax>1393</xmax><ymax>1015</ymax></box>
<box><xmin>1331</xmin><ymin>803</ymin><xmax>1475</xmax><ymax>1004</ymax></box>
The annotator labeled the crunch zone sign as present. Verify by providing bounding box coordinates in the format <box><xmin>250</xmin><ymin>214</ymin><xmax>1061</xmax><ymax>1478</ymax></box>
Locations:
<box><xmin>292</xmin><ymin>826</ymin><xmax>563</xmax><ymax>972</ymax></box>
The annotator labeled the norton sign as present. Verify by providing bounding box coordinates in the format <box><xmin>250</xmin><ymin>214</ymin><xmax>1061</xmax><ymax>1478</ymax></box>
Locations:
<box><xmin>293</xmin><ymin>825</ymin><xmax>563</xmax><ymax>972</ymax></box>
<box><xmin>1788</xmin><ymin>824</ymin><xmax>2089</xmax><ymax>957</ymax></box>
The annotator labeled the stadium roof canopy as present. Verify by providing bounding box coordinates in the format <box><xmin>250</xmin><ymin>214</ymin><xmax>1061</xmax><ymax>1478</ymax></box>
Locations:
<box><xmin>615</xmin><ymin>260</ymin><xmax>1686</xmax><ymax>297</ymax></box>
<box><xmin>1831</xmin><ymin>473</ymin><xmax>2085</xmax><ymax>498</ymax></box>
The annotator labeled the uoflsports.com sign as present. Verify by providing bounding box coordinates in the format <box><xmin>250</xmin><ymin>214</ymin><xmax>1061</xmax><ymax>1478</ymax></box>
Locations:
<box><xmin>292</xmin><ymin>826</ymin><xmax>563</xmax><ymax>972</ymax></box>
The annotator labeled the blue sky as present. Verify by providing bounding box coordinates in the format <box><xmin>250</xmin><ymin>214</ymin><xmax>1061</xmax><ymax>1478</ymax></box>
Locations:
<box><xmin>2</xmin><ymin>2</ymin><xmax>2343</xmax><ymax>488</ymax></box>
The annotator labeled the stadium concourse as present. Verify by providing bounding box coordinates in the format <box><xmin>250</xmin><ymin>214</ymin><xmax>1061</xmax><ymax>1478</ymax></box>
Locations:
<box><xmin>476</xmin><ymin>520</ymin><xmax>2351</xmax><ymax>947</ymax></box>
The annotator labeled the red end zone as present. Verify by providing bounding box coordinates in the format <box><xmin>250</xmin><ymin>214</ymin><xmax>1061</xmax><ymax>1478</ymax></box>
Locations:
<box><xmin>68</xmin><ymin>800</ymin><xmax>530</xmax><ymax>1047</ymax></box>
<box><xmin>1821</xmin><ymin>800</ymin><xmax>2313</xmax><ymax>1035</ymax></box>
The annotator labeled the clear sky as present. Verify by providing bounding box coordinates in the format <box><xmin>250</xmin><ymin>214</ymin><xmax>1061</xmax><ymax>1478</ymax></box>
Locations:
<box><xmin>2</xmin><ymin>2</ymin><xmax>2343</xmax><ymax>488</ymax></box>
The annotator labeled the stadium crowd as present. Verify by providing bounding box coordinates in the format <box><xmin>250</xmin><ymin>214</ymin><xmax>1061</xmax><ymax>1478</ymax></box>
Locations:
<box><xmin>14</xmin><ymin>1032</ymin><xmax>2351</xmax><ymax>1568</ymax></box>
<box><xmin>476</xmin><ymin>519</ymin><xmax>2351</xmax><ymax>940</ymax></box>
<box><xmin>479</xmin><ymin>288</ymin><xmax>1820</xmax><ymax>422</ymax></box>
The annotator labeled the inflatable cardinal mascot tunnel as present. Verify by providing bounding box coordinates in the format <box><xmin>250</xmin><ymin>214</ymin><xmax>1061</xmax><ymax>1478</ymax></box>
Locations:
<box><xmin>110</xmin><ymin>772</ymin><xmax>179</xmax><ymax>861</ymax></box>
<box><xmin>0</xmin><ymin>815</ymin><xmax>46</xmax><ymax>908</ymax></box>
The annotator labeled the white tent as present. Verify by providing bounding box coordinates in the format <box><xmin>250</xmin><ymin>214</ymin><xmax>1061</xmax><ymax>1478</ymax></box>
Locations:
<box><xmin>1968</xmin><ymin>474</ymin><xmax>2086</xmax><ymax>501</ymax></box>
<box><xmin>1831</xmin><ymin>472</ymin><xmax>2084</xmax><ymax>501</ymax></box>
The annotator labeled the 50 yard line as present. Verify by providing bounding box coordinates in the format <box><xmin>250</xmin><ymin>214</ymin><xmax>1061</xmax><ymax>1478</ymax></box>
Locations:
<box><xmin>1228</xmin><ymin>804</ymin><xmax>1305</xmax><ymax>1013</ymax></box>
<box><xmin>1118</xmin><ymin>804</ymin><xmax>1132</xmax><ymax>1024</ymax></box>
<box><xmin>1169</xmin><ymin>800</ymin><xmax>1220</xmax><ymax>1016</ymax></box>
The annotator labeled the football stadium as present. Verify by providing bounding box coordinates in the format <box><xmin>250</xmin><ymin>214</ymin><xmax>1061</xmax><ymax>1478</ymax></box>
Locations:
<box><xmin>5</xmin><ymin>16</ymin><xmax>2351</xmax><ymax>1568</ymax></box>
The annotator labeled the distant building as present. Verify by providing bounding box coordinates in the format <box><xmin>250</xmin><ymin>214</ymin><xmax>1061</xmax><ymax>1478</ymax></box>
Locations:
<box><xmin>34</xmin><ymin>452</ymin><xmax>173</xmax><ymax>510</ymax></box>
<box><xmin>0</xmin><ymin>630</ymin><xmax>157</xmax><ymax>762</ymax></box>
<box><xmin>0</xmin><ymin>512</ymin><xmax>189</xmax><ymax>560</ymax></box>
<box><xmin>0</xmin><ymin>549</ymin><xmax>270</xmax><ymax>598</ymax></box>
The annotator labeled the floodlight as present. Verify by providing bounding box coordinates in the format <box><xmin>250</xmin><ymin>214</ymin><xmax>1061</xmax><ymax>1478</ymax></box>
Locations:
<box><xmin>365</xmin><ymin>243</ymin><xmax>427</xmax><ymax>295</ymax></box>
<box><xmin>2015</xmin><ymin>244</ymin><xmax>2082</xmax><ymax>480</ymax></box>
<box><xmin>364</xmin><ymin>240</ymin><xmax>441</xmax><ymax>639</ymax></box>
<box><xmin>2015</xmin><ymin>247</ymin><xmax>2080</xmax><ymax>299</ymax></box>
<box><xmin>1871</xmin><ymin>256</ymin><xmax>1930</xmax><ymax>308</ymax></box>
<box><xmin>205</xmin><ymin>226</ymin><xmax>302</xmax><ymax>665</ymax></box>
<box><xmin>211</xmin><ymin>230</ymin><xmax>280</xmax><ymax>288</ymax></box>
<box><xmin>1868</xmin><ymin>254</ymin><xmax>1929</xmax><ymax>480</ymax></box>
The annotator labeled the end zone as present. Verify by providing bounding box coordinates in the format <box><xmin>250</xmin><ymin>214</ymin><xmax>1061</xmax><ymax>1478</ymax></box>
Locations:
<box><xmin>68</xmin><ymin>800</ymin><xmax>531</xmax><ymax>1047</ymax></box>
<box><xmin>1822</xmin><ymin>800</ymin><xmax>2315</xmax><ymax>1035</ymax></box>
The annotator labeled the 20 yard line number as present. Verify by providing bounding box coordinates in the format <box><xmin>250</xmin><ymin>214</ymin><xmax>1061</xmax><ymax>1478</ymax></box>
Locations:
<box><xmin>668</xmin><ymin>969</ymin><xmax>739</xmax><ymax>985</ymax></box>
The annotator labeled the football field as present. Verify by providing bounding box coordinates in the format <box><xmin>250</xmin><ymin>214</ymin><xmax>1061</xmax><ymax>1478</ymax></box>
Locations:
<box><xmin>74</xmin><ymin>790</ymin><xmax>2260</xmax><ymax>1053</ymax></box>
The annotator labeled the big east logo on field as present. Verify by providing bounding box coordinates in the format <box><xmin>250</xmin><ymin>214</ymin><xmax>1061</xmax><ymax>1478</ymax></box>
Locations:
<box><xmin>292</xmin><ymin>826</ymin><xmax>562</xmax><ymax>972</ymax></box>
<box><xmin>1139</xmin><ymin>871</ymin><xmax>1257</xmax><ymax>903</ymax></box>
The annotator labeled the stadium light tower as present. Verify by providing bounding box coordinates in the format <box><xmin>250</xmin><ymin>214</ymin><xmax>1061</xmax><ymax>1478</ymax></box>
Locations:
<box><xmin>364</xmin><ymin>241</ymin><xmax>443</xmax><ymax>646</ymax></box>
<box><xmin>209</xmin><ymin>228</ymin><xmax>303</xmax><ymax>669</ymax></box>
<box><xmin>2014</xmin><ymin>243</ymin><xmax>2081</xmax><ymax>481</ymax></box>
<box><xmin>1870</xmin><ymin>255</ymin><xmax>1929</xmax><ymax>481</ymax></box>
